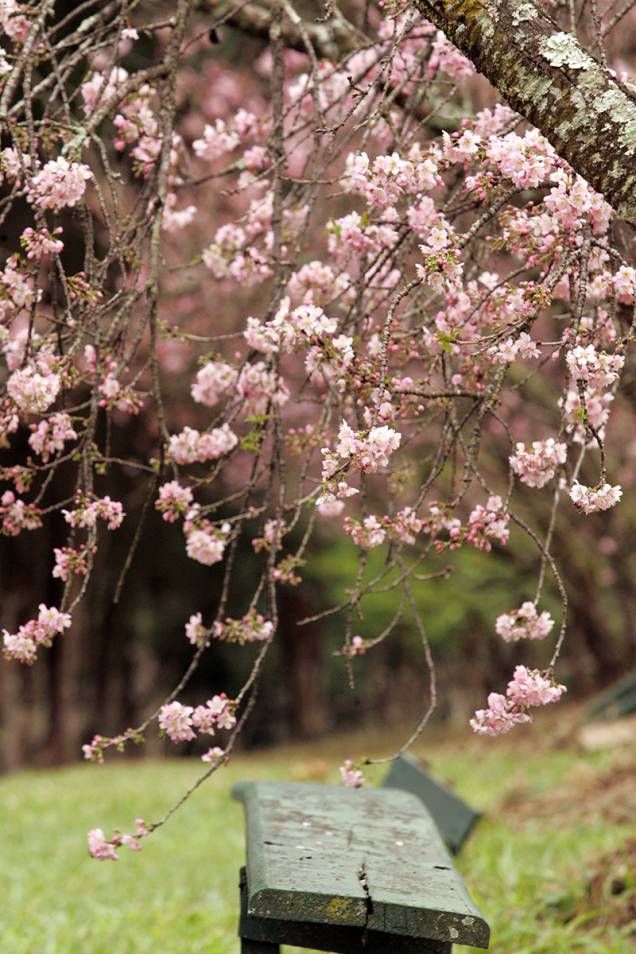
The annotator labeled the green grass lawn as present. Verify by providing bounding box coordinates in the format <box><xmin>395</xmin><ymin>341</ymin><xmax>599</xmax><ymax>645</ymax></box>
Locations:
<box><xmin>2</xmin><ymin>714</ymin><xmax>635</xmax><ymax>954</ymax></box>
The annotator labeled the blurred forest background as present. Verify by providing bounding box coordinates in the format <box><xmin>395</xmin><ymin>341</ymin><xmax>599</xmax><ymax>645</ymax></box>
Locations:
<box><xmin>2</xmin><ymin>0</ymin><xmax>636</xmax><ymax>772</ymax></box>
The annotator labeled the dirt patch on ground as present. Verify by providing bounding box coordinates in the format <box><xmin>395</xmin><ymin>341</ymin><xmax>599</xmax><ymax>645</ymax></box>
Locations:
<box><xmin>584</xmin><ymin>837</ymin><xmax>636</xmax><ymax>932</ymax></box>
<box><xmin>500</xmin><ymin>750</ymin><xmax>636</xmax><ymax>826</ymax></box>
<box><xmin>502</xmin><ymin>751</ymin><xmax>636</xmax><ymax>937</ymax></box>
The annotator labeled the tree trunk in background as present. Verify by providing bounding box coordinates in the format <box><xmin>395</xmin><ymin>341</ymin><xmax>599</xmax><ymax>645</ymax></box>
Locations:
<box><xmin>278</xmin><ymin>591</ymin><xmax>329</xmax><ymax>738</ymax></box>
<box><xmin>557</xmin><ymin>523</ymin><xmax>631</xmax><ymax>684</ymax></box>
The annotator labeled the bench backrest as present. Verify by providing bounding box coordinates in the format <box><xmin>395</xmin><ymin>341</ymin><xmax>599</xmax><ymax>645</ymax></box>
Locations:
<box><xmin>382</xmin><ymin>754</ymin><xmax>481</xmax><ymax>854</ymax></box>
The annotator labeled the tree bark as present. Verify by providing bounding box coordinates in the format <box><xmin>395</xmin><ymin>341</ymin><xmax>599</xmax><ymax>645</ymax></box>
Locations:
<box><xmin>199</xmin><ymin>0</ymin><xmax>359</xmax><ymax>59</ymax></box>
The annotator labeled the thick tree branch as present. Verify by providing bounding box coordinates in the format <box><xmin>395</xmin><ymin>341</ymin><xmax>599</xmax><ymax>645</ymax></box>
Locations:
<box><xmin>198</xmin><ymin>0</ymin><xmax>360</xmax><ymax>58</ymax></box>
<box><xmin>414</xmin><ymin>0</ymin><xmax>636</xmax><ymax>223</ymax></box>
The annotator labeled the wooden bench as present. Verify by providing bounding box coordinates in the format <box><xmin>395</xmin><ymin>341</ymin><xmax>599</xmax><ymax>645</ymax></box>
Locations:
<box><xmin>586</xmin><ymin>669</ymin><xmax>636</xmax><ymax>722</ymax></box>
<box><xmin>382</xmin><ymin>754</ymin><xmax>481</xmax><ymax>855</ymax></box>
<box><xmin>232</xmin><ymin>780</ymin><xmax>490</xmax><ymax>953</ymax></box>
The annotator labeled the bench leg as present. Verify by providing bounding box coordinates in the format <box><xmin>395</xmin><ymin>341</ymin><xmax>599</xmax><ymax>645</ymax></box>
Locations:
<box><xmin>240</xmin><ymin>940</ymin><xmax>279</xmax><ymax>953</ymax></box>
<box><xmin>239</xmin><ymin>868</ymin><xmax>279</xmax><ymax>952</ymax></box>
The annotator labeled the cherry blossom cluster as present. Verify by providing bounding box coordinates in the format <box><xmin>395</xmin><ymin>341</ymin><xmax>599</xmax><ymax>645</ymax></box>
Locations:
<box><xmin>20</xmin><ymin>227</ymin><xmax>64</xmax><ymax>261</ymax></box>
<box><xmin>340</xmin><ymin>760</ymin><xmax>365</xmax><ymax>788</ymax></box>
<box><xmin>167</xmin><ymin>424</ymin><xmax>238</xmax><ymax>465</ymax></box>
<box><xmin>565</xmin><ymin>345</ymin><xmax>624</xmax><ymax>390</ymax></box>
<box><xmin>322</xmin><ymin>422</ymin><xmax>402</xmax><ymax>480</ymax></box>
<box><xmin>53</xmin><ymin>547</ymin><xmax>90</xmax><ymax>583</ymax></box>
<box><xmin>183</xmin><ymin>515</ymin><xmax>231</xmax><ymax>567</ymax></box>
<box><xmin>193</xmin><ymin>119</ymin><xmax>241</xmax><ymax>162</ymax></box>
<box><xmin>568</xmin><ymin>481</ymin><xmax>623</xmax><ymax>514</ymax></box>
<box><xmin>27</xmin><ymin>158</ymin><xmax>92</xmax><ymax>212</ymax></box>
<box><xmin>344</xmin><ymin>507</ymin><xmax>424</xmax><ymax>549</ymax></box>
<box><xmin>470</xmin><ymin>666</ymin><xmax>566</xmax><ymax>736</ymax></box>
<box><xmin>191</xmin><ymin>360</ymin><xmax>238</xmax><ymax>407</ymax></box>
<box><xmin>88</xmin><ymin>818</ymin><xmax>149</xmax><ymax>861</ymax></box>
<box><xmin>495</xmin><ymin>603</ymin><xmax>555</xmax><ymax>643</ymax></box>
<box><xmin>344</xmin><ymin>515</ymin><xmax>387</xmax><ymax>549</ymax></box>
<box><xmin>423</xmin><ymin>502</ymin><xmax>462</xmax><ymax>549</ymax></box>
<box><xmin>184</xmin><ymin>608</ymin><xmax>273</xmax><ymax>647</ymax></box>
<box><xmin>158</xmin><ymin>693</ymin><xmax>237</xmax><ymax>744</ymax></box>
<box><xmin>510</xmin><ymin>439</ymin><xmax>567</xmax><ymax>489</ymax></box>
<box><xmin>212</xmin><ymin>610</ymin><xmax>274</xmax><ymax>645</ymax></box>
<box><xmin>345</xmin><ymin>148</ymin><xmax>441</xmax><ymax>208</ymax></box>
<box><xmin>155</xmin><ymin>482</ymin><xmax>194</xmax><ymax>523</ymax></box>
<box><xmin>465</xmin><ymin>497</ymin><xmax>510</xmax><ymax>551</ymax></box>
<box><xmin>244</xmin><ymin>298</ymin><xmax>355</xmax><ymax>390</ymax></box>
<box><xmin>488</xmin><ymin>332</ymin><xmax>541</xmax><ymax>365</ymax></box>
<box><xmin>423</xmin><ymin>497</ymin><xmax>510</xmax><ymax>553</ymax></box>
<box><xmin>63</xmin><ymin>495</ymin><xmax>125</xmax><ymax>532</ymax></box>
<box><xmin>3</xmin><ymin>605</ymin><xmax>71</xmax><ymax>665</ymax></box>
<box><xmin>7</xmin><ymin>360</ymin><xmax>61</xmax><ymax>415</ymax></box>
<box><xmin>29</xmin><ymin>413</ymin><xmax>77</xmax><ymax>462</ymax></box>
<box><xmin>0</xmin><ymin>490</ymin><xmax>42</xmax><ymax>536</ymax></box>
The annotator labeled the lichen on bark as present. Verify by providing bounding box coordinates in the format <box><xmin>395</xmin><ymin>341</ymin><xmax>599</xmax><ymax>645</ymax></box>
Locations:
<box><xmin>542</xmin><ymin>33</ymin><xmax>594</xmax><ymax>69</ymax></box>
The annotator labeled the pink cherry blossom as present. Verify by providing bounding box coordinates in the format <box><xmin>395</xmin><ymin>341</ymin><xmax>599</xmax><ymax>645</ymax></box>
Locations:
<box><xmin>87</xmin><ymin>828</ymin><xmax>119</xmax><ymax>861</ymax></box>
<box><xmin>27</xmin><ymin>158</ymin><xmax>92</xmax><ymax>211</ymax></box>
<box><xmin>63</xmin><ymin>495</ymin><xmax>125</xmax><ymax>531</ymax></box>
<box><xmin>0</xmin><ymin>490</ymin><xmax>42</xmax><ymax>536</ymax></box>
<box><xmin>52</xmin><ymin>547</ymin><xmax>89</xmax><ymax>582</ymax></box>
<box><xmin>466</xmin><ymin>496</ymin><xmax>509</xmax><ymax>551</ymax></box>
<box><xmin>7</xmin><ymin>365</ymin><xmax>61</xmax><ymax>414</ymax></box>
<box><xmin>158</xmin><ymin>702</ymin><xmax>195</xmax><ymax>743</ymax></box>
<box><xmin>155</xmin><ymin>481</ymin><xmax>193</xmax><ymax>523</ymax></box>
<box><xmin>236</xmin><ymin>361</ymin><xmax>289</xmax><ymax>415</ymax></box>
<box><xmin>566</xmin><ymin>345</ymin><xmax>624</xmax><ymax>390</ymax></box>
<box><xmin>212</xmin><ymin>610</ymin><xmax>274</xmax><ymax>644</ymax></box>
<box><xmin>193</xmin><ymin>120</ymin><xmax>240</xmax><ymax>161</ymax></box>
<box><xmin>329</xmin><ymin>421</ymin><xmax>401</xmax><ymax>474</ymax></box>
<box><xmin>506</xmin><ymin>666</ymin><xmax>566</xmax><ymax>707</ymax></box>
<box><xmin>184</xmin><ymin>520</ymin><xmax>230</xmax><ymax>566</ymax></box>
<box><xmin>345</xmin><ymin>515</ymin><xmax>386</xmax><ymax>549</ymax></box>
<box><xmin>167</xmin><ymin>424</ymin><xmax>238</xmax><ymax>464</ymax></box>
<box><xmin>201</xmin><ymin>746</ymin><xmax>225</xmax><ymax>765</ymax></box>
<box><xmin>488</xmin><ymin>332</ymin><xmax>540</xmax><ymax>364</ymax></box>
<box><xmin>20</xmin><ymin>226</ymin><xmax>64</xmax><ymax>261</ymax></box>
<box><xmin>495</xmin><ymin>602</ymin><xmax>554</xmax><ymax>642</ymax></box>
<box><xmin>340</xmin><ymin>759</ymin><xmax>364</xmax><ymax>787</ymax></box>
<box><xmin>3</xmin><ymin>604</ymin><xmax>71</xmax><ymax>664</ymax></box>
<box><xmin>510</xmin><ymin>439</ymin><xmax>567</xmax><ymax>489</ymax></box>
<box><xmin>470</xmin><ymin>692</ymin><xmax>532</xmax><ymax>736</ymax></box>
<box><xmin>28</xmin><ymin>413</ymin><xmax>77</xmax><ymax>461</ymax></box>
<box><xmin>191</xmin><ymin>360</ymin><xmax>238</xmax><ymax>406</ymax></box>
<box><xmin>569</xmin><ymin>481</ymin><xmax>623</xmax><ymax>514</ymax></box>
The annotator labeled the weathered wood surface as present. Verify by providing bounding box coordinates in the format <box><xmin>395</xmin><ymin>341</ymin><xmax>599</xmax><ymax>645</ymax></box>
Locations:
<box><xmin>232</xmin><ymin>780</ymin><xmax>490</xmax><ymax>948</ymax></box>
<box><xmin>383</xmin><ymin>754</ymin><xmax>480</xmax><ymax>855</ymax></box>
<box><xmin>238</xmin><ymin>867</ymin><xmax>452</xmax><ymax>953</ymax></box>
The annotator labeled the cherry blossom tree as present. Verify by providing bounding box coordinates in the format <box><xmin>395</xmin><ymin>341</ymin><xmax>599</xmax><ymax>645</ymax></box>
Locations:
<box><xmin>1</xmin><ymin>0</ymin><xmax>635</xmax><ymax>858</ymax></box>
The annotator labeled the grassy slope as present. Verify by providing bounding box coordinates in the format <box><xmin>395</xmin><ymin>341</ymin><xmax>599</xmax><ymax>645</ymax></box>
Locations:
<box><xmin>2</xmin><ymin>714</ymin><xmax>635</xmax><ymax>954</ymax></box>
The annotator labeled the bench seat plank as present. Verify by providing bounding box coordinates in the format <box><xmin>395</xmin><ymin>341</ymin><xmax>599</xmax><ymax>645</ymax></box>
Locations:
<box><xmin>232</xmin><ymin>780</ymin><xmax>489</xmax><ymax>949</ymax></box>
